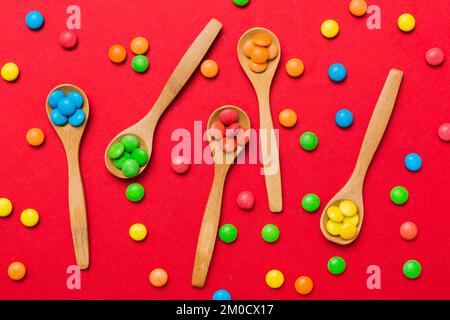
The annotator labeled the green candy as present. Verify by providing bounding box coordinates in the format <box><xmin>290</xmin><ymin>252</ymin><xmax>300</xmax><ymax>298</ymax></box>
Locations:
<box><xmin>233</xmin><ymin>0</ymin><xmax>250</xmax><ymax>7</ymax></box>
<box><xmin>108</xmin><ymin>142</ymin><xmax>125</xmax><ymax>159</ymax></box>
<box><xmin>121</xmin><ymin>159</ymin><xmax>140</xmax><ymax>178</ymax></box>
<box><xmin>302</xmin><ymin>193</ymin><xmax>320</xmax><ymax>212</ymax></box>
<box><xmin>261</xmin><ymin>224</ymin><xmax>280</xmax><ymax>243</ymax></box>
<box><xmin>113</xmin><ymin>152</ymin><xmax>131</xmax><ymax>169</ymax></box>
<box><xmin>131</xmin><ymin>148</ymin><xmax>149</xmax><ymax>167</ymax></box>
<box><xmin>219</xmin><ymin>224</ymin><xmax>238</xmax><ymax>243</ymax></box>
<box><xmin>126</xmin><ymin>183</ymin><xmax>145</xmax><ymax>202</ymax></box>
<box><xmin>390</xmin><ymin>186</ymin><xmax>409</xmax><ymax>205</ymax></box>
<box><xmin>299</xmin><ymin>132</ymin><xmax>318</xmax><ymax>151</ymax></box>
<box><xmin>403</xmin><ymin>260</ymin><xmax>421</xmax><ymax>279</ymax></box>
<box><xmin>121</xmin><ymin>135</ymin><xmax>140</xmax><ymax>153</ymax></box>
<box><xmin>327</xmin><ymin>256</ymin><xmax>346</xmax><ymax>275</ymax></box>
<box><xmin>131</xmin><ymin>55</ymin><xmax>149</xmax><ymax>73</ymax></box>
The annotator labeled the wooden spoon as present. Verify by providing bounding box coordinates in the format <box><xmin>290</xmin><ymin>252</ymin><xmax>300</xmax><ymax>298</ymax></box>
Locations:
<box><xmin>105</xmin><ymin>18</ymin><xmax>222</xmax><ymax>179</ymax></box>
<box><xmin>46</xmin><ymin>84</ymin><xmax>90</xmax><ymax>269</ymax></box>
<box><xmin>320</xmin><ymin>69</ymin><xmax>403</xmax><ymax>245</ymax></box>
<box><xmin>192</xmin><ymin>105</ymin><xmax>251</xmax><ymax>288</ymax></box>
<box><xmin>237</xmin><ymin>28</ymin><xmax>283</xmax><ymax>213</ymax></box>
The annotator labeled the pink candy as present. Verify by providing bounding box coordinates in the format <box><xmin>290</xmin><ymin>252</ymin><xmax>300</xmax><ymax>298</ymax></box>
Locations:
<box><xmin>59</xmin><ymin>30</ymin><xmax>78</xmax><ymax>49</ymax></box>
<box><xmin>425</xmin><ymin>47</ymin><xmax>445</xmax><ymax>66</ymax></box>
<box><xmin>236</xmin><ymin>191</ymin><xmax>255</xmax><ymax>210</ymax></box>
<box><xmin>438</xmin><ymin>123</ymin><xmax>450</xmax><ymax>141</ymax></box>
<box><xmin>171</xmin><ymin>155</ymin><xmax>190</xmax><ymax>174</ymax></box>
<box><xmin>219</xmin><ymin>109</ymin><xmax>238</xmax><ymax>126</ymax></box>
<box><xmin>209</xmin><ymin>121</ymin><xmax>225</xmax><ymax>140</ymax></box>
<box><xmin>225</xmin><ymin>123</ymin><xmax>241</xmax><ymax>138</ymax></box>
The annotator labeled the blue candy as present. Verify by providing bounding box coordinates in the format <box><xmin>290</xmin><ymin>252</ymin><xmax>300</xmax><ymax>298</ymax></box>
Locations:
<box><xmin>335</xmin><ymin>109</ymin><xmax>354</xmax><ymax>128</ymax></box>
<box><xmin>328</xmin><ymin>63</ymin><xmax>347</xmax><ymax>82</ymax></box>
<box><xmin>25</xmin><ymin>11</ymin><xmax>44</xmax><ymax>30</ymax></box>
<box><xmin>57</xmin><ymin>98</ymin><xmax>76</xmax><ymax>117</ymax></box>
<box><xmin>48</xmin><ymin>90</ymin><xmax>65</xmax><ymax>108</ymax></box>
<box><xmin>69</xmin><ymin>109</ymin><xmax>86</xmax><ymax>127</ymax></box>
<box><xmin>212</xmin><ymin>289</ymin><xmax>231</xmax><ymax>300</ymax></box>
<box><xmin>404</xmin><ymin>153</ymin><xmax>422</xmax><ymax>172</ymax></box>
<box><xmin>50</xmin><ymin>109</ymin><xmax>68</xmax><ymax>126</ymax></box>
<box><xmin>67</xmin><ymin>92</ymin><xmax>84</xmax><ymax>109</ymax></box>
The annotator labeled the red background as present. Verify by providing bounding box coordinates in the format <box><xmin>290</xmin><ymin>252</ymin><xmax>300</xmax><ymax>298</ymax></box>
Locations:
<box><xmin>0</xmin><ymin>0</ymin><xmax>449</xmax><ymax>300</ymax></box>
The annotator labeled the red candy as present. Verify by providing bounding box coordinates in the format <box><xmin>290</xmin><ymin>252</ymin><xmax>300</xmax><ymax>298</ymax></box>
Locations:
<box><xmin>236</xmin><ymin>128</ymin><xmax>250</xmax><ymax>145</ymax></box>
<box><xmin>219</xmin><ymin>109</ymin><xmax>238</xmax><ymax>126</ymax></box>
<box><xmin>59</xmin><ymin>30</ymin><xmax>78</xmax><ymax>49</ymax></box>
<box><xmin>222</xmin><ymin>137</ymin><xmax>237</xmax><ymax>153</ymax></box>
<box><xmin>171</xmin><ymin>155</ymin><xmax>190</xmax><ymax>174</ymax></box>
<box><xmin>438</xmin><ymin>123</ymin><xmax>450</xmax><ymax>141</ymax></box>
<box><xmin>236</xmin><ymin>191</ymin><xmax>255</xmax><ymax>210</ymax></box>
<box><xmin>225</xmin><ymin>123</ymin><xmax>241</xmax><ymax>138</ymax></box>
<box><xmin>425</xmin><ymin>47</ymin><xmax>445</xmax><ymax>66</ymax></box>
<box><xmin>400</xmin><ymin>221</ymin><xmax>418</xmax><ymax>241</ymax></box>
<box><xmin>209</xmin><ymin>121</ymin><xmax>225</xmax><ymax>140</ymax></box>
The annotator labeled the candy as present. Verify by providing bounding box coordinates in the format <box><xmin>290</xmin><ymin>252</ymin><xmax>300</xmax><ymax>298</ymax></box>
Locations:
<box><xmin>1</xmin><ymin>62</ymin><xmax>19</xmax><ymax>82</ymax></box>
<box><xmin>59</xmin><ymin>30</ymin><xmax>78</xmax><ymax>49</ymax></box>
<box><xmin>213</xmin><ymin>289</ymin><xmax>231</xmax><ymax>300</ymax></box>
<box><xmin>225</xmin><ymin>123</ymin><xmax>241</xmax><ymax>138</ymax></box>
<box><xmin>299</xmin><ymin>132</ymin><xmax>318</xmax><ymax>151</ymax></box>
<box><xmin>321</xmin><ymin>19</ymin><xmax>339</xmax><ymax>38</ymax></box>
<box><xmin>113</xmin><ymin>152</ymin><xmax>131</xmax><ymax>169</ymax></box>
<box><xmin>327</xmin><ymin>256</ymin><xmax>346</xmax><ymax>275</ymax></box>
<box><xmin>404</xmin><ymin>153</ymin><xmax>422</xmax><ymax>172</ymax></box>
<box><xmin>108</xmin><ymin>142</ymin><xmax>125</xmax><ymax>159</ymax></box>
<box><xmin>66</xmin><ymin>92</ymin><xmax>84</xmax><ymax>108</ymax></box>
<box><xmin>219</xmin><ymin>109</ymin><xmax>238</xmax><ymax>126</ymax></box>
<box><xmin>250</xmin><ymin>46</ymin><xmax>269</xmax><ymax>64</ymax></box>
<box><xmin>121</xmin><ymin>135</ymin><xmax>140</xmax><ymax>152</ymax></box>
<box><xmin>253</xmin><ymin>33</ymin><xmax>272</xmax><ymax>47</ymax></box>
<box><xmin>349</xmin><ymin>0</ymin><xmax>368</xmax><ymax>17</ymax></box>
<box><xmin>131</xmin><ymin>148</ymin><xmax>149</xmax><ymax>166</ymax></box>
<box><xmin>278</xmin><ymin>108</ymin><xmax>298</xmax><ymax>127</ymax></box>
<box><xmin>438</xmin><ymin>123</ymin><xmax>450</xmax><ymax>141</ymax></box>
<box><xmin>267</xmin><ymin>43</ymin><xmax>278</xmax><ymax>60</ymax></box>
<box><xmin>130</xmin><ymin>36</ymin><xmax>149</xmax><ymax>55</ymax></box>
<box><xmin>233</xmin><ymin>0</ymin><xmax>250</xmax><ymax>7</ymax></box>
<box><xmin>126</xmin><ymin>183</ymin><xmax>145</xmax><ymax>202</ymax></box>
<box><xmin>48</xmin><ymin>90</ymin><xmax>65</xmax><ymax>108</ymax></box>
<box><xmin>222</xmin><ymin>137</ymin><xmax>237</xmax><ymax>153</ymax></box>
<box><xmin>171</xmin><ymin>155</ymin><xmax>190</xmax><ymax>174</ymax></box>
<box><xmin>25</xmin><ymin>10</ymin><xmax>44</xmax><ymax>30</ymax></box>
<box><xmin>149</xmin><ymin>268</ymin><xmax>168</xmax><ymax>287</ymax></box>
<box><xmin>295</xmin><ymin>276</ymin><xmax>313</xmax><ymax>295</ymax></box>
<box><xmin>302</xmin><ymin>193</ymin><xmax>320</xmax><ymax>212</ymax></box>
<box><xmin>261</xmin><ymin>224</ymin><xmax>280</xmax><ymax>243</ymax></box>
<box><xmin>8</xmin><ymin>262</ymin><xmax>26</xmax><ymax>281</ymax></box>
<box><xmin>425</xmin><ymin>48</ymin><xmax>445</xmax><ymax>66</ymax></box>
<box><xmin>340</xmin><ymin>223</ymin><xmax>357</xmax><ymax>240</ymax></box>
<box><xmin>68</xmin><ymin>109</ymin><xmax>86</xmax><ymax>127</ymax></box>
<box><xmin>236</xmin><ymin>128</ymin><xmax>250</xmax><ymax>145</ymax></box>
<box><xmin>328</xmin><ymin>63</ymin><xmax>347</xmax><ymax>82</ymax></box>
<box><xmin>0</xmin><ymin>198</ymin><xmax>13</xmax><ymax>217</ymax></box>
<box><xmin>335</xmin><ymin>109</ymin><xmax>353</xmax><ymax>128</ymax></box>
<box><xmin>390</xmin><ymin>186</ymin><xmax>408</xmax><ymax>205</ymax></box>
<box><xmin>327</xmin><ymin>206</ymin><xmax>344</xmax><ymax>222</ymax></box>
<box><xmin>219</xmin><ymin>224</ymin><xmax>238</xmax><ymax>243</ymax></box>
<box><xmin>265</xmin><ymin>269</ymin><xmax>284</xmax><ymax>289</ymax></box>
<box><xmin>131</xmin><ymin>55</ymin><xmax>149</xmax><ymax>73</ymax></box>
<box><xmin>339</xmin><ymin>200</ymin><xmax>357</xmax><ymax>217</ymax></box>
<box><xmin>57</xmin><ymin>98</ymin><xmax>76</xmax><ymax>117</ymax></box>
<box><xmin>248</xmin><ymin>60</ymin><xmax>268</xmax><ymax>73</ymax></box>
<box><xmin>343</xmin><ymin>214</ymin><xmax>359</xmax><ymax>226</ymax></box>
<box><xmin>400</xmin><ymin>221</ymin><xmax>418</xmax><ymax>241</ymax></box>
<box><xmin>50</xmin><ymin>109</ymin><xmax>68</xmax><ymax>126</ymax></box>
<box><xmin>398</xmin><ymin>13</ymin><xmax>416</xmax><ymax>32</ymax></box>
<box><xmin>236</xmin><ymin>191</ymin><xmax>255</xmax><ymax>210</ymax></box>
<box><xmin>26</xmin><ymin>128</ymin><xmax>45</xmax><ymax>146</ymax></box>
<box><xmin>403</xmin><ymin>260</ymin><xmax>421</xmax><ymax>279</ymax></box>
<box><xmin>200</xmin><ymin>59</ymin><xmax>219</xmax><ymax>78</ymax></box>
<box><xmin>109</xmin><ymin>45</ymin><xmax>127</xmax><ymax>64</ymax></box>
<box><xmin>209</xmin><ymin>121</ymin><xmax>226</xmax><ymax>140</ymax></box>
<box><xmin>285</xmin><ymin>58</ymin><xmax>304</xmax><ymax>77</ymax></box>
<box><xmin>129</xmin><ymin>223</ymin><xmax>147</xmax><ymax>241</ymax></box>
<box><xmin>20</xmin><ymin>208</ymin><xmax>39</xmax><ymax>227</ymax></box>
<box><xmin>326</xmin><ymin>220</ymin><xmax>342</xmax><ymax>236</ymax></box>
<box><xmin>122</xmin><ymin>159</ymin><xmax>140</xmax><ymax>177</ymax></box>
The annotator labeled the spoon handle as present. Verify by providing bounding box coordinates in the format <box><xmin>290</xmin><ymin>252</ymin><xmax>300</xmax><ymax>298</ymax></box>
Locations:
<box><xmin>192</xmin><ymin>164</ymin><xmax>229</xmax><ymax>287</ymax></box>
<box><xmin>67</xmin><ymin>148</ymin><xmax>89</xmax><ymax>269</ymax></box>
<box><xmin>352</xmin><ymin>69</ymin><xmax>403</xmax><ymax>182</ymax></box>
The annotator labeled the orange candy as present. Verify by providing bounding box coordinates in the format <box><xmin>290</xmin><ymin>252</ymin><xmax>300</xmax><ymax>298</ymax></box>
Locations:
<box><xmin>250</xmin><ymin>46</ymin><xmax>269</xmax><ymax>64</ymax></box>
<box><xmin>130</xmin><ymin>36</ymin><xmax>149</xmax><ymax>55</ymax></box>
<box><xmin>200</xmin><ymin>59</ymin><xmax>219</xmax><ymax>78</ymax></box>
<box><xmin>108</xmin><ymin>44</ymin><xmax>127</xmax><ymax>64</ymax></box>
<box><xmin>8</xmin><ymin>261</ymin><xmax>27</xmax><ymax>281</ymax></box>
<box><xmin>248</xmin><ymin>60</ymin><xmax>267</xmax><ymax>73</ymax></box>
<box><xmin>267</xmin><ymin>42</ymin><xmax>278</xmax><ymax>60</ymax></box>
<box><xmin>400</xmin><ymin>221</ymin><xmax>418</xmax><ymax>241</ymax></box>
<box><xmin>253</xmin><ymin>33</ymin><xmax>272</xmax><ymax>47</ymax></box>
<box><xmin>278</xmin><ymin>109</ymin><xmax>298</xmax><ymax>128</ymax></box>
<box><xmin>26</xmin><ymin>128</ymin><xmax>45</xmax><ymax>146</ymax></box>
<box><xmin>349</xmin><ymin>0</ymin><xmax>368</xmax><ymax>17</ymax></box>
<box><xmin>243</xmin><ymin>39</ymin><xmax>256</xmax><ymax>58</ymax></box>
<box><xmin>149</xmin><ymin>268</ymin><xmax>168</xmax><ymax>287</ymax></box>
<box><xmin>295</xmin><ymin>276</ymin><xmax>313</xmax><ymax>295</ymax></box>
<box><xmin>286</xmin><ymin>58</ymin><xmax>304</xmax><ymax>77</ymax></box>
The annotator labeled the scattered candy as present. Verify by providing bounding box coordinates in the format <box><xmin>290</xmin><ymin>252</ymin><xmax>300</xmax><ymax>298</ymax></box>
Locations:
<box><xmin>438</xmin><ymin>123</ymin><xmax>450</xmax><ymax>141</ymax></box>
<box><xmin>425</xmin><ymin>48</ymin><xmax>445</xmax><ymax>66</ymax></box>
<box><xmin>295</xmin><ymin>276</ymin><xmax>313</xmax><ymax>295</ymax></box>
<box><xmin>200</xmin><ymin>59</ymin><xmax>219</xmax><ymax>78</ymax></box>
<box><xmin>404</xmin><ymin>153</ymin><xmax>422</xmax><ymax>172</ymax></box>
<box><xmin>398</xmin><ymin>13</ymin><xmax>416</xmax><ymax>32</ymax></box>
<box><xmin>285</xmin><ymin>58</ymin><xmax>304</xmax><ymax>77</ymax></box>
<box><xmin>328</xmin><ymin>63</ymin><xmax>347</xmax><ymax>82</ymax></box>
<box><xmin>302</xmin><ymin>193</ymin><xmax>320</xmax><ymax>212</ymax></box>
<box><xmin>265</xmin><ymin>269</ymin><xmax>284</xmax><ymax>289</ymax></box>
<box><xmin>171</xmin><ymin>155</ymin><xmax>190</xmax><ymax>174</ymax></box>
<box><xmin>403</xmin><ymin>260</ymin><xmax>421</xmax><ymax>279</ymax></box>
<box><xmin>129</xmin><ymin>223</ymin><xmax>147</xmax><ymax>241</ymax></box>
<box><xmin>59</xmin><ymin>30</ymin><xmax>78</xmax><ymax>49</ymax></box>
<box><xmin>335</xmin><ymin>109</ymin><xmax>353</xmax><ymax>128</ymax></box>
<box><xmin>1</xmin><ymin>62</ymin><xmax>19</xmax><ymax>82</ymax></box>
<box><xmin>0</xmin><ymin>198</ymin><xmax>13</xmax><ymax>217</ymax></box>
<box><xmin>321</xmin><ymin>19</ymin><xmax>339</xmax><ymax>39</ymax></box>
<box><xmin>8</xmin><ymin>262</ymin><xmax>26</xmax><ymax>281</ymax></box>
<box><xmin>328</xmin><ymin>256</ymin><xmax>346</xmax><ymax>275</ymax></box>
<box><xmin>299</xmin><ymin>132</ymin><xmax>318</xmax><ymax>151</ymax></box>
<box><xmin>130</xmin><ymin>36</ymin><xmax>149</xmax><ymax>55</ymax></box>
<box><xmin>126</xmin><ymin>183</ymin><xmax>145</xmax><ymax>202</ymax></box>
<box><xmin>236</xmin><ymin>190</ymin><xmax>255</xmax><ymax>210</ymax></box>
<box><xmin>390</xmin><ymin>186</ymin><xmax>409</xmax><ymax>205</ymax></box>
<box><xmin>233</xmin><ymin>0</ymin><xmax>250</xmax><ymax>7</ymax></box>
<box><xmin>261</xmin><ymin>224</ymin><xmax>280</xmax><ymax>243</ymax></box>
<box><xmin>25</xmin><ymin>10</ymin><xmax>44</xmax><ymax>30</ymax></box>
<box><xmin>149</xmin><ymin>268</ymin><xmax>168</xmax><ymax>287</ymax></box>
<box><xmin>20</xmin><ymin>208</ymin><xmax>39</xmax><ymax>227</ymax></box>
<box><xmin>26</xmin><ymin>128</ymin><xmax>45</xmax><ymax>146</ymax></box>
<box><xmin>132</xmin><ymin>55</ymin><xmax>149</xmax><ymax>73</ymax></box>
<box><xmin>400</xmin><ymin>221</ymin><xmax>418</xmax><ymax>241</ymax></box>
<box><xmin>213</xmin><ymin>289</ymin><xmax>231</xmax><ymax>300</ymax></box>
<box><xmin>349</xmin><ymin>0</ymin><xmax>368</xmax><ymax>17</ymax></box>
<box><xmin>109</xmin><ymin>45</ymin><xmax>127</xmax><ymax>64</ymax></box>
<box><xmin>278</xmin><ymin>108</ymin><xmax>298</xmax><ymax>128</ymax></box>
<box><xmin>219</xmin><ymin>224</ymin><xmax>238</xmax><ymax>243</ymax></box>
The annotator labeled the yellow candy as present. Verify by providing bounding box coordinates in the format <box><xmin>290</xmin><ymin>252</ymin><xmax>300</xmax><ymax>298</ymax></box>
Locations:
<box><xmin>20</xmin><ymin>208</ymin><xmax>39</xmax><ymax>227</ymax></box>
<box><xmin>340</xmin><ymin>223</ymin><xmax>357</xmax><ymax>240</ymax></box>
<box><xmin>0</xmin><ymin>198</ymin><xmax>13</xmax><ymax>217</ymax></box>
<box><xmin>326</xmin><ymin>220</ymin><xmax>342</xmax><ymax>236</ymax></box>
<box><xmin>129</xmin><ymin>223</ymin><xmax>147</xmax><ymax>241</ymax></box>
<box><xmin>1</xmin><ymin>62</ymin><xmax>19</xmax><ymax>82</ymax></box>
<box><xmin>327</xmin><ymin>206</ymin><xmax>344</xmax><ymax>222</ymax></box>
<box><xmin>343</xmin><ymin>214</ymin><xmax>359</xmax><ymax>226</ymax></box>
<box><xmin>339</xmin><ymin>200</ymin><xmax>358</xmax><ymax>217</ymax></box>
<box><xmin>398</xmin><ymin>13</ymin><xmax>415</xmax><ymax>32</ymax></box>
<box><xmin>321</xmin><ymin>19</ymin><xmax>339</xmax><ymax>39</ymax></box>
<box><xmin>265</xmin><ymin>269</ymin><xmax>284</xmax><ymax>289</ymax></box>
